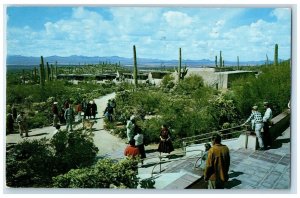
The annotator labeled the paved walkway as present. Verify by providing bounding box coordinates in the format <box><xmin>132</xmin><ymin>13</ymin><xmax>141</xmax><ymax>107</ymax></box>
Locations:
<box><xmin>5</xmin><ymin>94</ymin><xmax>291</xmax><ymax>190</ymax></box>
<box><xmin>137</xmin><ymin>127</ymin><xmax>291</xmax><ymax>190</ymax></box>
<box><xmin>6</xmin><ymin>92</ymin><xmax>127</xmax><ymax>159</ymax></box>
<box><xmin>228</xmin><ymin>126</ymin><xmax>290</xmax><ymax>189</ymax></box>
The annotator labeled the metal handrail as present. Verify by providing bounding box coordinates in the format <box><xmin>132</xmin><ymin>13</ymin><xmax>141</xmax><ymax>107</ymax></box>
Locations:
<box><xmin>150</xmin><ymin>149</ymin><xmax>204</xmax><ymax>177</ymax></box>
<box><xmin>181</xmin><ymin>125</ymin><xmax>247</xmax><ymax>153</ymax></box>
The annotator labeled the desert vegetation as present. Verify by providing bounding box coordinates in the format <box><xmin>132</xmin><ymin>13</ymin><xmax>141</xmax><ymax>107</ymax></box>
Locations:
<box><xmin>6</xmin><ymin>44</ymin><xmax>291</xmax><ymax>188</ymax></box>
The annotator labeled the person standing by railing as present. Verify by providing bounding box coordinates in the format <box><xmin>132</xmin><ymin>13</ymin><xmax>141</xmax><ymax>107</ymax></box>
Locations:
<box><xmin>262</xmin><ymin>102</ymin><xmax>273</xmax><ymax>149</ymax></box>
<box><xmin>204</xmin><ymin>134</ymin><xmax>230</xmax><ymax>189</ymax></box>
<box><xmin>242</xmin><ymin>105</ymin><xmax>264</xmax><ymax>150</ymax></box>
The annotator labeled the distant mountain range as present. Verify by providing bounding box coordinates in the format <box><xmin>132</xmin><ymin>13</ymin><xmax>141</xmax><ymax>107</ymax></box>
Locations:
<box><xmin>6</xmin><ymin>55</ymin><xmax>267</xmax><ymax>68</ymax></box>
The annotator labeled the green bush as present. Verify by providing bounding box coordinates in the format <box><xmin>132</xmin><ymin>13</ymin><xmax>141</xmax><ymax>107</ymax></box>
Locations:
<box><xmin>6</xmin><ymin>138</ymin><xmax>55</xmax><ymax>187</ymax></box>
<box><xmin>27</xmin><ymin>112</ymin><xmax>50</xmax><ymax>128</ymax></box>
<box><xmin>6</xmin><ymin>129</ymin><xmax>99</xmax><ymax>187</ymax></box>
<box><xmin>52</xmin><ymin>158</ymin><xmax>139</xmax><ymax>188</ymax></box>
<box><xmin>231</xmin><ymin>61</ymin><xmax>291</xmax><ymax>117</ymax></box>
<box><xmin>50</xmin><ymin>129</ymin><xmax>99</xmax><ymax>174</ymax></box>
<box><xmin>6</xmin><ymin>78</ymin><xmax>117</xmax><ymax>129</ymax></box>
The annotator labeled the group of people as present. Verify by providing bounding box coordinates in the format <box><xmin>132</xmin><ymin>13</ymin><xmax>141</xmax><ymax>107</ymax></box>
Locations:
<box><xmin>6</xmin><ymin>105</ymin><xmax>29</xmax><ymax>138</ymax></box>
<box><xmin>81</xmin><ymin>99</ymin><xmax>98</xmax><ymax>120</ymax></box>
<box><xmin>242</xmin><ymin>102</ymin><xmax>273</xmax><ymax>150</ymax></box>
<box><xmin>103</xmin><ymin>99</ymin><xmax>116</xmax><ymax>122</ymax></box>
<box><xmin>52</xmin><ymin>98</ymin><xmax>98</xmax><ymax>132</ymax></box>
<box><xmin>200</xmin><ymin>102</ymin><xmax>274</xmax><ymax>189</ymax></box>
<box><xmin>124</xmin><ymin>115</ymin><xmax>146</xmax><ymax>164</ymax></box>
<box><xmin>124</xmin><ymin>117</ymin><xmax>175</xmax><ymax>167</ymax></box>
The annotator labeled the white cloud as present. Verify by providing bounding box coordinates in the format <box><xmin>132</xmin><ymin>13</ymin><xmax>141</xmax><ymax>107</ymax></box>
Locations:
<box><xmin>163</xmin><ymin>11</ymin><xmax>193</xmax><ymax>27</ymax></box>
<box><xmin>271</xmin><ymin>8</ymin><xmax>291</xmax><ymax>22</ymax></box>
<box><xmin>6</xmin><ymin>7</ymin><xmax>292</xmax><ymax>61</ymax></box>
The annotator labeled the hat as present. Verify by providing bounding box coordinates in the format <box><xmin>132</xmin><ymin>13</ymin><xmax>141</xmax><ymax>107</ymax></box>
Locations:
<box><xmin>263</xmin><ymin>102</ymin><xmax>269</xmax><ymax>106</ymax></box>
<box><xmin>252</xmin><ymin>106</ymin><xmax>258</xmax><ymax>110</ymax></box>
<box><xmin>130</xmin><ymin>115</ymin><xmax>135</xmax><ymax>120</ymax></box>
<box><xmin>53</xmin><ymin>102</ymin><xmax>58</xmax><ymax>104</ymax></box>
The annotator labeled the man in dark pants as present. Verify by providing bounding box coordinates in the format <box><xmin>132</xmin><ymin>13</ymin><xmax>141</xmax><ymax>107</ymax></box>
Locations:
<box><xmin>204</xmin><ymin>133</ymin><xmax>230</xmax><ymax>189</ymax></box>
<box><xmin>263</xmin><ymin>102</ymin><xmax>273</xmax><ymax>149</ymax></box>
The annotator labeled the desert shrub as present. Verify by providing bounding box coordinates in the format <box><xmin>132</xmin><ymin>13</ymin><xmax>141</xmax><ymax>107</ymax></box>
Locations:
<box><xmin>27</xmin><ymin>112</ymin><xmax>50</xmax><ymax>128</ymax></box>
<box><xmin>113</xmin><ymin>75</ymin><xmax>217</xmax><ymax>146</ymax></box>
<box><xmin>231</xmin><ymin>61</ymin><xmax>291</xmax><ymax>117</ymax></box>
<box><xmin>52</xmin><ymin>158</ymin><xmax>139</xmax><ymax>188</ymax></box>
<box><xmin>6</xmin><ymin>138</ymin><xmax>55</xmax><ymax>187</ymax></box>
<box><xmin>175</xmin><ymin>75</ymin><xmax>204</xmax><ymax>94</ymax></box>
<box><xmin>208</xmin><ymin>92</ymin><xmax>241</xmax><ymax>128</ymax></box>
<box><xmin>50</xmin><ymin>129</ymin><xmax>99</xmax><ymax>174</ymax></box>
<box><xmin>141</xmin><ymin>117</ymin><xmax>162</xmax><ymax>144</ymax></box>
<box><xmin>160</xmin><ymin>74</ymin><xmax>175</xmax><ymax>89</ymax></box>
<box><xmin>6</xmin><ymin>129</ymin><xmax>99</xmax><ymax>187</ymax></box>
<box><xmin>6</xmin><ymin>78</ymin><xmax>117</xmax><ymax>129</ymax></box>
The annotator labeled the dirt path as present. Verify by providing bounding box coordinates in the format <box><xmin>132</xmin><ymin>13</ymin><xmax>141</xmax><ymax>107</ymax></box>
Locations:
<box><xmin>6</xmin><ymin>92</ymin><xmax>127</xmax><ymax>158</ymax></box>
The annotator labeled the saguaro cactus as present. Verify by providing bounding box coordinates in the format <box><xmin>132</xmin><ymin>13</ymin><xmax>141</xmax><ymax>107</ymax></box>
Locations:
<box><xmin>46</xmin><ymin>62</ymin><xmax>50</xmax><ymax>81</ymax></box>
<box><xmin>133</xmin><ymin>45</ymin><xmax>138</xmax><ymax>87</ymax></box>
<box><xmin>55</xmin><ymin>61</ymin><xmax>58</xmax><ymax>77</ymax></box>
<box><xmin>219</xmin><ymin>51</ymin><xmax>223</xmax><ymax>67</ymax></box>
<box><xmin>34</xmin><ymin>67</ymin><xmax>37</xmax><ymax>82</ymax></box>
<box><xmin>274</xmin><ymin>44</ymin><xmax>278</xmax><ymax>66</ymax></box>
<box><xmin>39</xmin><ymin>56</ymin><xmax>45</xmax><ymax>86</ymax></box>
<box><xmin>178</xmin><ymin>48</ymin><xmax>182</xmax><ymax>81</ymax></box>
<box><xmin>51</xmin><ymin>64</ymin><xmax>54</xmax><ymax>81</ymax></box>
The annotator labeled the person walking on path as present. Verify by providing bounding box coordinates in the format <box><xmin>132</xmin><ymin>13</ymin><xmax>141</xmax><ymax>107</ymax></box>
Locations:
<box><xmin>6</xmin><ymin>112</ymin><xmax>14</xmax><ymax>134</ymax></box>
<box><xmin>242</xmin><ymin>105</ymin><xmax>264</xmax><ymax>150</ymax></box>
<box><xmin>104</xmin><ymin>100</ymin><xmax>114</xmax><ymax>122</ymax></box>
<box><xmin>263</xmin><ymin>102</ymin><xmax>273</xmax><ymax>149</ymax></box>
<box><xmin>52</xmin><ymin>102</ymin><xmax>59</xmax><ymax>127</ymax></box>
<box><xmin>81</xmin><ymin>98</ymin><xmax>88</xmax><ymax>119</ymax></box>
<box><xmin>91</xmin><ymin>100</ymin><xmax>97</xmax><ymax>119</ymax></box>
<box><xmin>110</xmin><ymin>99</ymin><xmax>116</xmax><ymax>114</ymax></box>
<box><xmin>204</xmin><ymin>134</ymin><xmax>230</xmax><ymax>189</ymax></box>
<box><xmin>16</xmin><ymin>112</ymin><xmax>28</xmax><ymax>137</ymax></box>
<box><xmin>133</xmin><ymin>125</ymin><xmax>146</xmax><ymax>165</ymax></box>
<box><xmin>75</xmin><ymin>102</ymin><xmax>83</xmax><ymax>122</ymax></box>
<box><xmin>124</xmin><ymin>139</ymin><xmax>140</xmax><ymax>158</ymax></box>
<box><xmin>124</xmin><ymin>139</ymin><xmax>140</xmax><ymax>172</ymax></box>
<box><xmin>126</xmin><ymin>115</ymin><xmax>135</xmax><ymax>142</ymax></box>
<box><xmin>157</xmin><ymin>124</ymin><xmax>174</xmax><ymax>155</ymax></box>
<box><xmin>64</xmin><ymin>104</ymin><xmax>75</xmax><ymax>132</ymax></box>
<box><xmin>85</xmin><ymin>101</ymin><xmax>92</xmax><ymax>120</ymax></box>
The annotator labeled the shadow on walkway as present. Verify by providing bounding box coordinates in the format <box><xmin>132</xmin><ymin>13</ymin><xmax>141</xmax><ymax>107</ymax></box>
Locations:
<box><xmin>28</xmin><ymin>133</ymin><xmax>49</xmax><ymax>137</ymax></box>
<box><xmin>146</xmin><ymin>148</ymin><xmax>158</xmax><ymax>154</ymax></box>
<box><xmin>270</xmin><ymin>138</ymin><xmax>290</xmax><ymax>149</ymax></box>
<box><xmin>229</xmin><ymin>170</ymin><xmax>244</xmax><ymax>178</ymax></box>
<box><xmin>225</xmin><ymin>178</ymin><xmax>242</xmax><ymax>189</ymax></box>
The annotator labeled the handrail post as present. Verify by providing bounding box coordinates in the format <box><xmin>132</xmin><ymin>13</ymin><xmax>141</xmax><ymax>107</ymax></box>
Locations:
<box><xmin>159</xmin><ymin>153</ymin><xmax>162</xmax><ymax>173</ymax></box>
<box><xmin>182</xmin><ymin>141</ymin><xmax>187</xmax><ymax>156</ymax></box>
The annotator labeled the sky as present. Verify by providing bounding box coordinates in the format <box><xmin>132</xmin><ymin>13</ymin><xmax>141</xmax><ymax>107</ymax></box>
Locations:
<box><xmin>5</xmin><ymin>6</ymin><xmax>292</xmax><ymax>61</ymax></box>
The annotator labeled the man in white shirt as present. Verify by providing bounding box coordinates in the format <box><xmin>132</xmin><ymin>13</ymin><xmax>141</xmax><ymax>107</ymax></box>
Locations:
<box><xmin>263</xmin><ymin>102</ymin><xmax>273</xmax><ymax>149</ymax></box>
